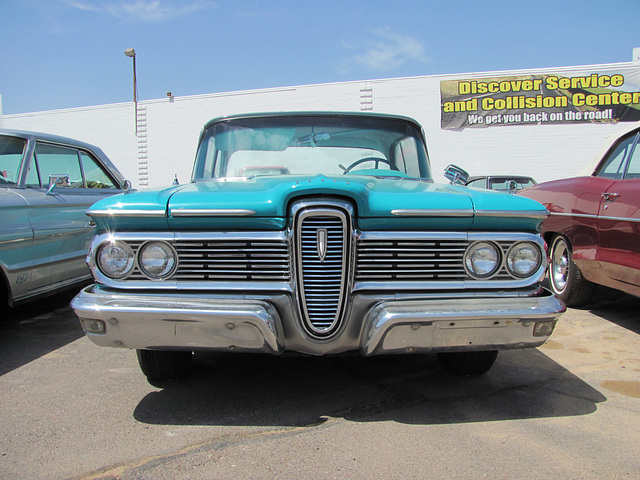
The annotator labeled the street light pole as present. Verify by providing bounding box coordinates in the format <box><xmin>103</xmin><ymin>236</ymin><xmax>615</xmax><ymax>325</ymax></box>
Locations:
<box><xmin>124</xmin><ymin>48</ymin><xmax>137</xmax><ymax>134</ymax></box>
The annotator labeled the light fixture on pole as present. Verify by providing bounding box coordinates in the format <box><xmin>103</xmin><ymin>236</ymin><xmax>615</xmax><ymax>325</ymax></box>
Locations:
<box><xmin>124</xmin><ymin>48</ymin><xmax>137</xmax><ymax>134</ymax></box>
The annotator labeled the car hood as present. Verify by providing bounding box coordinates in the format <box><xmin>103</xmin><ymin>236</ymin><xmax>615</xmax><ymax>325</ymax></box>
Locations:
<box><xmin>87</xmin><ymin>174</ymin><xmax>547</xmax><ymax>232</ymax></box>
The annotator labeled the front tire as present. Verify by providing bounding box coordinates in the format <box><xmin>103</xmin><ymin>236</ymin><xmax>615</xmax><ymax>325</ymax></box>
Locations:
<box><xmin>548</xmin><ymin>235</ymin><xmax>594</xmax><ymax>307</ymax></box>
<box><xmin>437</xmin><ymin>350</ymin><xmax>499</xmax><ymax>375</ymax></box>
<box><xmin>136</xmin><ymin>349</ymin><xmax>192</xmax><ymax>383</ymax></box>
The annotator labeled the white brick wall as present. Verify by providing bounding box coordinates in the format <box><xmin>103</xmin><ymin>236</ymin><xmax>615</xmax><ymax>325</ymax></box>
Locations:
<box><xmin>3</xmin><ymin>63</ymin><xmax>638</xmax><ymax>189</ymax></box>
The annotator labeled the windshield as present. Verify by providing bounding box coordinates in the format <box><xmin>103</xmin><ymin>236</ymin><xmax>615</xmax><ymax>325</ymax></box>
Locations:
<box><xmin>192</xmin><ymin>115</ymin><xmax>432</xmax><ymax>181</ymax></box>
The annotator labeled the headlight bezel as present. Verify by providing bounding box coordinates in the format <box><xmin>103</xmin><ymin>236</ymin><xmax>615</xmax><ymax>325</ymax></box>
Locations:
<box><xmin>137</xmin><ymin>240</ymin><xmax>178</xmax><ymax>280</ymax></box>
<box><xmin>96</xmin><ymin>240</ymin><xmax>135</xmax><ymax>279</ymax></box>
<box><xmin>464</xmin><ymin>241</ymin><xmax>502</xmax><ymax>280</ymax></box>
<box><xmin>505</xmin><ymin>241</ymin><xmax>543</xmax><ymax>278</ymax></box>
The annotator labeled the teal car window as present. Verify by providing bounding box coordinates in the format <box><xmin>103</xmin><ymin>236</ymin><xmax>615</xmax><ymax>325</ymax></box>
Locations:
<box><xmin>80</xmin><ymin>152</ymin><xmax>118</xmax><ymax>188</ymax></box>
<box><xmin>35</xmin><ymin>143</ymin><xmax>83</xmax><ymax>188</ymax></box>
<box><xmin>0</xmin><ymin>135</ymin><xmax>26</xmax><ymax>185</ymax></box>
<box><xmin>194</xmin><ymin>115</ymin><xmax>431</xmax><ymax>180</ymax></box>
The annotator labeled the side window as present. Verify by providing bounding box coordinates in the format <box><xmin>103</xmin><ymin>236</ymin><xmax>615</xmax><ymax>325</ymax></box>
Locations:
<box><xmin>35</xmin><ymin>143</ymin><xmax>83</xmax><ymax>188</ymax></box>
<box><xmin>595</xmin><ymin>133</ymin><xmax>637</xmax><ymax>179</ymax></box>
<box><xmin>80</xmin><ymin>152</ymin><xmax>118</xmax><ymax>188</ymax></box>
<box><xmin>394</xmin><ymin>137</ymin><xmax>420</xmax><ymax>177</ymax></box>
<box><xmin>0</xmin><ymin>135</ymin><xmax>26</xmax><ymax>185</ymax></box>
<box><xmin>623</xmin><ymin>136</ymin><xmax>640</xmax><ymax>179</ymax></box>
<box><xmin>467</xmin><ymin>178</ymin><xmax>486</xmax><ymax>188</ymax></box>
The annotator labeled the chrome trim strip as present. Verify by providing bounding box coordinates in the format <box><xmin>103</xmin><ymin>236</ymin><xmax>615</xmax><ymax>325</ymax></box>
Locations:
<box><xmin>89</xmin><ymin>209</ymin><xmax>166</xmax><ymax>217</ymax></box>
<box><xmin>391</xmin><ymin>209</ymin><xmax>474</xmax><ymax>217</ymax></box>
<box><xmin>391</xmin><ymin>209</ymin><xmax>548</xmax><ymax>219</ymax></box>
<box><xmin>171</xmin><ymin>208</ymin><xmax>256</xmax><ymax>217</ymax></box>
<box><xmin>550</xmin><ymin>211</ymin><xmax>640</xmax><ymax>223</ymax></box>
<box><xmin>474</xmin><ymin>209</ymin><xmax>549</xmax><ymax>219</ymax></box>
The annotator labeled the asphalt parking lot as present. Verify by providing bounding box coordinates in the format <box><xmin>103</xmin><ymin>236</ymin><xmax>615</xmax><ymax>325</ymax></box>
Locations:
<box><xmin>1</xmin><ymin>286</ymin><xmax>639</xmax><ymax>480</ymax></box>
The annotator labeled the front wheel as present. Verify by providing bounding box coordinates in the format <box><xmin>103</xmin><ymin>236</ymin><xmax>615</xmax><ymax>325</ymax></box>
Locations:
<box><xmin>548</xmin><ymin>235</ymin><xmax>594</xmax><ymax>307</ymax></box>
<box><xmin>437</xmin><ymin>350</ymin><xmax>499</xmax><ymax>375</ymax></box>
<box><xmin>136</xmin><ymin>349</ymin><xmax>192</xmax><ymax>384</ymax></box>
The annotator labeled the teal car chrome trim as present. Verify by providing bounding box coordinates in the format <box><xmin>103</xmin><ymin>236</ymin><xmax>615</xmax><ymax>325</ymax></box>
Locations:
<box><xmin>89</xmin><ymin>209</ymin><xmax>166</xmax><ymax>217</ymax></box>
<box><xmin>170</xmin><ymin>208</ymin><xmax>256</xmax><ymax>217</ymax></box>
<box><xmin>391</xmin><ymin>209</ymin><xmax>474</xmax><ymax>217</ymax></box>
<box><xmin>474</xmin><ymin>209</ymin><xmax>549</xmax><ymax>219</ymax></box>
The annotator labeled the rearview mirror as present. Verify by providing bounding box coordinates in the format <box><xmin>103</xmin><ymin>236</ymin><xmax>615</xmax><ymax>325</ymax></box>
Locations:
<box><xmin>444</xmin><ymin>164</ymin><xmax>469</xmax><ymax>185</ymax></box>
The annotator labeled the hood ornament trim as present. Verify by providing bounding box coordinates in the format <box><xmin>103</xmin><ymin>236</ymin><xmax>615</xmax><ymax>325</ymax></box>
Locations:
<box><xmin>317</xmin><ymin>229</ymin><xmax>328</xmax><ymax>262</ymax></box>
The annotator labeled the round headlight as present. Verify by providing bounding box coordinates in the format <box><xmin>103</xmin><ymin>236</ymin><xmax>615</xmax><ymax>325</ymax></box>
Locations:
<box><xmin>465</xmin><ymin>241</ymin><xmax>501</xmax><ymax>278</ymax></box>
<box><xmin>138</xmin><ymin>241</ymin><xmax>177</xmax><ymax>279</ymax></box>
<box><xmin>97</xmin><ymin>241</ymin><xmax>134</xmax><ymax>279</ymax></box>
<box><xmin>506</xmin><ymin>242</ymin><xmax>542</xmax><ymax>278</ymax></box>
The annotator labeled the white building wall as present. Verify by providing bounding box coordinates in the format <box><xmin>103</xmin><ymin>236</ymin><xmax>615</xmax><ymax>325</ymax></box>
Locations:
<box><xmin>3</xmin><ymin>61</ymin><xmax>639</xmax><ymax>189</ymax></box>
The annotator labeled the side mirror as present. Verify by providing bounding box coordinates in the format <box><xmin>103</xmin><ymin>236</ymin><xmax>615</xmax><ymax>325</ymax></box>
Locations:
<box><xmin>121</xmin><ymin>179</ymin><xmax>132</xmax><ymax>192</ymax></box>
<box><xmin>444</xmin><ymin>164</ymin><xmax>469</xmax><ymax>185</ymax></box>
<box><xmin>46</xmin><ymin>174</ymin><xmax>70</xmax><ymax>195</ymax></box>
<box><xmin>507</xmin><ymin>180</ymin><xmax>518</xmax><ymax>193</ymax></box>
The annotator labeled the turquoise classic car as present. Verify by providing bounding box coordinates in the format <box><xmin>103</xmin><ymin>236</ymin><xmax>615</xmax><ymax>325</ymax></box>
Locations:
<box><xmin>0</xmin><ymin>129</ymin><xmax>127</xmax><ymax>308</ymax></box>
<box><xmin>71</xmin><ymin>112</ymin><xmax>565</xmax><ymax>383</ymax></box>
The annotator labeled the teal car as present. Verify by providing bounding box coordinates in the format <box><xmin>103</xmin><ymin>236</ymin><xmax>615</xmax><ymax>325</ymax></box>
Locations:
<box><xmin>71</xmin><ymin>112</ymin><xmax>565</xmax><ymax>383</ymax></box>
<box><xmin>0</xmin><ymin>129</ymin><xmax>127</xmax><ymax>308</ymax></box>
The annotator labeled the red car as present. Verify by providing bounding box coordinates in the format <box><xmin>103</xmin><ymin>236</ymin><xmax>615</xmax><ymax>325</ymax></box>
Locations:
<box><xmin>520</xmin><ymin>121</ymin><xmax>640</xmax><ymax>307</ymax></box>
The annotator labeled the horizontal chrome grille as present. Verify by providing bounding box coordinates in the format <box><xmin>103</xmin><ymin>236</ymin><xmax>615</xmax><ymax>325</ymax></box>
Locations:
<box><xmin>356</xmin><ymin>239</ymin><xmax>468</xmax><ymax>281</ymax></box>
<box><xmin>355</xmin><ymin>238</ymin><xmax>513</xmax><ymax>282</ymax></box>
<box><xmin>127</xmin><ymin>239</ymin><xmax>290</xmax><ymax>282</ymax></box>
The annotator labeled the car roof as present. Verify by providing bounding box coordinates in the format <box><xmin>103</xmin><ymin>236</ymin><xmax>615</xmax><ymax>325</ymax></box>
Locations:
<box><xmin>201</xmin><ymin>111</ymin><xmax>425</xmax><ymax>131</ymax></box>
<box><xmin>0</xmin><ymin>128</ymin><xmax>125</xmax><ymax>184</ymax></box>
<box><xmin>0</xmin><ymin>128</ymin><xmax>106</xmax><ymax>151</ymax></box>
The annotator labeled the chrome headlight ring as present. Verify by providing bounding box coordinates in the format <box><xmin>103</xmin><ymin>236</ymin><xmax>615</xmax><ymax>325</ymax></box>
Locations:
<box><xmin>137</xmin><ymin>241</ymin><xmax>178</xmax><ymax>280</ymax></box>
<box><xmin>464</xmin><ymin>241</ymin><xmax>502</xmax><ymax>279</ymax></box>
<box><xmin>96</xmin><ymin>240</ymin><xmax>135</xmax><ymax>279</ymax></box>
<box><xmin>506</xmin><ymin>241</ymin><xmax>543</xmax><ymax>278</ymax></box>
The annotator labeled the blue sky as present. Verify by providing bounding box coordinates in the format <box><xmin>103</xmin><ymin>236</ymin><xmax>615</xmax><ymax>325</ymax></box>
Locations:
<box><xmin>1</xmin><ymin>0</ymin><xmax>639</xmax><ymax>114</ymax></box>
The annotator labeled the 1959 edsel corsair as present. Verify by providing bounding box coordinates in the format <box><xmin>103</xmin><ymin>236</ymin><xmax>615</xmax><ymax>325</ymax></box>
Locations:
<box><xmin>71</xmin><ymin>112</ymin><xmax>565</xmax><ymax>383</ymax></box>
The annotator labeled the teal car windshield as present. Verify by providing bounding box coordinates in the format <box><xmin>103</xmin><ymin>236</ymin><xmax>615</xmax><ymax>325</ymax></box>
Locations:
<box><xmin>193</xmin><ymin>115</ymin><xmax>432</xmax><ymax>180</ymax></box>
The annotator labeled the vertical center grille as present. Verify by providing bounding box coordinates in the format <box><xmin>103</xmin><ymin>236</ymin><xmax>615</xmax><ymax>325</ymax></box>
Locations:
<box><xmin>295</xmin><ymin>207</ymin><xmax>350</xmax><ymax>337</ymax></box>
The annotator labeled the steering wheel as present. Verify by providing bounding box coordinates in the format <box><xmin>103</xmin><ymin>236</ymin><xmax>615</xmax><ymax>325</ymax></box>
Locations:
<box><xmin>341</xmin><ymin>157</ymin><xmax>394</xmax><ymax>174</ymax></box>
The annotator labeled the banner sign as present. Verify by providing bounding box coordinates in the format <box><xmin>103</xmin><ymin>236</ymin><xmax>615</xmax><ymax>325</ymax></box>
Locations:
<box><xmin>440</xmin><ymin>69</ymin><xmax>640</xmax><ymax>129</ymax></box>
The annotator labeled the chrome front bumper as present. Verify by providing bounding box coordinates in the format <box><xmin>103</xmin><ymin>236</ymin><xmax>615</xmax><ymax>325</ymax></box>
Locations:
<box><xmin>71</xmin><ymin>286</ymin><xmax>565</xmax><ymax>356</ymax></box>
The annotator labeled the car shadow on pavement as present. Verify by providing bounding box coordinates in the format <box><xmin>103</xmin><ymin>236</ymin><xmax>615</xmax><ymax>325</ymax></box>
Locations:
<box><xmin>133</xmin><ymin>347</ymin><xmax>606</xmax><ymax>427</ymax></box>
<box><xmin>582</xmin><ymin>286</ymin><xmax>640</xmax><ymax>335</ymax></box>
<box><xmin>0</xmin><ymin>290</ymin><xmax>84</xmax><ymax>377</ymax></box>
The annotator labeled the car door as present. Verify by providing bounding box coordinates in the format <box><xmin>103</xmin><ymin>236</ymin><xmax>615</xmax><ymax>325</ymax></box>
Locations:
<box><xmin>26</xmin><ymin>141</ymin><xmax>121</xmax><ymax>293</ymax></box>
<box><xmin>596</xmin><ymin>130</ymin><xmax>640</xmax><ymax>287</ymax></box>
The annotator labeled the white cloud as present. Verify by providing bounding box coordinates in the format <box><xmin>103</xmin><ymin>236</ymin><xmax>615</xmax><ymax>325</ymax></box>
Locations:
<box><xmin>62</xmin><ymin>0</ymin><xmax>215</xmax><ymax>22</ymax></box>
<box><xmin>340</xmin><ymin>29</ymin><xmax>429</xmax><ymax>74</ymax></box>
